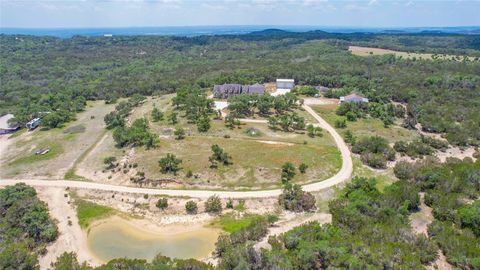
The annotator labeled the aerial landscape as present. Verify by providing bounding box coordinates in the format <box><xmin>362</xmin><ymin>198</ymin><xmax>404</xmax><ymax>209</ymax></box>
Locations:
<box><xmin>0</xmin><ymin>0</ymin><xmax>479</xmax><ymax>269</ymax></box>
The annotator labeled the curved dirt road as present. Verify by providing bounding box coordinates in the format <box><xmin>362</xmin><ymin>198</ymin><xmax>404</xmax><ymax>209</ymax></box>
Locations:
<box><xmin>0</xmin><ymin>104</ymin><xmax>352</xmax><ymax>198</ymax></box>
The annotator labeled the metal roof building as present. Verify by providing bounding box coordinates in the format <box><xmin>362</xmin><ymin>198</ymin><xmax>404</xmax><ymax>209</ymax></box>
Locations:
<box><xmin>276</xmin><ymin>79</ymin><xmax>295</xmax><ymax>90</ymax></box>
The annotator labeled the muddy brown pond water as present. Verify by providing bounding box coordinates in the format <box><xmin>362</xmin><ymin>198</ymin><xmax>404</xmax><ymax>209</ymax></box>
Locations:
<box><xmin>87</xmin><ymin>216</ymin><xmax>221</xmax><ymax>262</ymax></box>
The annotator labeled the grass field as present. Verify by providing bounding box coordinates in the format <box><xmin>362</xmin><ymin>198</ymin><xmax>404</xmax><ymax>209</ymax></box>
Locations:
<box><xmin>75</xmin><ymin>199</ymin><xmax>115</xmax><ymax>228</ymax></box>
<box><xmin>349</xmin><ymin>46</ymin><xmax>478</xmax><ymax>61</ymax></box>
<box><xmin>211</xmin><ymin>213</ymin><xmax>275</xmax><ymax>233</ymax></box>
<box><xmin>312</xmin><ymin>104</ymin><xmax>417</xmax><ymax>143</ymax></box>
<box><xmin>76</xmin><ymin>96</ymin><xmax>342</xmax><ymax>190</ymax></box>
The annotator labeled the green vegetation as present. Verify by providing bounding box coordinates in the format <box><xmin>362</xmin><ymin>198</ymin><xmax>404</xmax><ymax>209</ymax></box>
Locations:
<box><xmin>156</xmin><ymin>198</ymin><xmax>168</xmax><ymax>210</ymax></box>
<box><xmin>352</xmin><ymin>135</ymin><xmax>396</xmax><ymax>168</ymax></box>
<box><xmin>51</xmin><ymin>252</ymin><xmax>212</xmax><ymax>270</ymax></box>
<box><xmin>306</xmin><ymin>124</ymin><xmax>322</xmax><ymax>138</ymax></box>
<box><xmin>8</xmin><ymin>140</ymin><xmax>64</xmax><ymax>166</ymax></box>
<box><xmin>174</xmin><ymin>126</ymin><xmax>185</xmax><ymax>140</ymax></box>
<box><xmin>313</xmin><ymin>104</ymin><xmax>418</xmax><ymax>143</ymax></box>
<box><xmin>205</xmin><ymin>195</ymin><xmax>222</xmax><ymax>214</ymax></box>
<box><xmin>151</xmin><ymin>106</ymin><xmax>164</xmax><ymax>122</ymax></box>
<box><xmin>112</xmin><ymin>118</ymin><xmax>159</xmax><ymax>149</ymax></box>
<box><xmin>0</xmin><ymin>183</ymin><xmax>58</xmax><ymax>270</ymax></box>
<box><xmin>394</xmin><ymin>136</ymin><xmax>449</xmax><ymax>158</ymax></box>
<box><xmin>401</xmin><ymin>159</ymin><xmax>480</xmax><ymax>269</ymax></box>
<box><xmin>263</xmin><ymin>177</ymin><xmax>437</xmax><ymax>269</ymax></box>
<box><xmin>278</xmin><ymin>183</ymin><xmax>316</xmax><ymax>212</ymax></box>
<box><xmin>214</xmin><ymin>213</ymin><xmax>276</xmax><ymax>234</ymax></box>
<box><xmin>228</xmin><ymin>93</ymin><xmax>299</xmax><ymax>118</ymax></box>
<box><xmin>158</xmin><ymin>153</ymin><xmax>182</xmax><ymax>174</ymax></box>
<box><xmin>209</xmin><ymin>144</ymin><xmax>232</xmax><ymax>168</ymax></box>
<box><xmin>2</xmin><ymin>32</ymin><xmax>479</xmax><ymax>146</ymax></box>
<box><xmin>281</xmin><ymin>162</ymin><xmax>296</xmax><ymax>184</ymax></box>
<box><xmin>128</xmin><ymin>117</ymin><xmax>341</xmax><ymax>189</ymax></box>
<box><xmin>294</xmin><ymin>85</ymin><xmax>318</xmax><ymax>96</ymax></box>
<box><xmin>75</xmin><ymin>199</ymin><xmax>114</xmax><ymax>228</ymax></box>
<box><xmin>185</xmin><ymin>200</ymin><xmax>198</xmax><ymax>214</ymax></box>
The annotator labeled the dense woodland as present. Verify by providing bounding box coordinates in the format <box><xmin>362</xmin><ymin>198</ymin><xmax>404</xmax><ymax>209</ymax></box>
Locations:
<box><xmin>1</xmin><ymin>31</ymin><xmax>480</xmax><ymax>145</ymax></box>
<box><xmin>0</xmin><ymin>183</ymin><xmax>58</xmax><ymax>269</ymax></box>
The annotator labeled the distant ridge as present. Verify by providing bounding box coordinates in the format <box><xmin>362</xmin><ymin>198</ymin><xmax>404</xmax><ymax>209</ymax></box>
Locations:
<box><xmin>248</xmin><ymin>29</ymin><xmax>291</xmax><ymax>35</ymax></box>
<box><xmin>0</xmin><ymin>26</ymin><xmax>479</xmax><ymax>38</ymax></box>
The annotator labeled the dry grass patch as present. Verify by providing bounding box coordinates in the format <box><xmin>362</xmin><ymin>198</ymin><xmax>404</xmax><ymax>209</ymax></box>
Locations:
<box><xmin>349</xmin><ymin>46</ymin><xmax>477</xmax><ymax>61</ymax></box>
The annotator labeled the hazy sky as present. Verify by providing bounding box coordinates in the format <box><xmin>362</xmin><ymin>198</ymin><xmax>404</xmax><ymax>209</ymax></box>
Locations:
<box><xmin>1</xmin><ymin>0</ymin><xmax>479</xmax><ymax>28</ymax></box>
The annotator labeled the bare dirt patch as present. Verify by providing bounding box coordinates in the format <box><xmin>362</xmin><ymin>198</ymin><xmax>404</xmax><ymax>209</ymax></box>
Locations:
<box><xmin>35</xmin><ymin>187</ymin><xmax>101</xmax><ymax>269</ymax></box>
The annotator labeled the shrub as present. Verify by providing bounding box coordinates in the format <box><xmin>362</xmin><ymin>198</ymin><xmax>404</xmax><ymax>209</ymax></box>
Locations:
<box><xmin>361</xmin><ymin>153</ymin><xmax>387</xmax><ymax>169</ymax></box>
<box><xmin>205</xmin><ymin>195</ymin><xmax>222</xmax><ymax>214</ymax></box>
<box><xmin>209</xmin><ymin>144</ymin><xmax>232</xmax><ymax>168</ymax></box>
<box><xmin>278</xmin><ymin>184</ymin><xmax>316</xmax><ymax>212</ymax></box>
<box><xmin>394</xmin><ymin>161</ymin><xmax>414</xmax><ymax>180</ymax></box>
<box><xmin>185</xmin><ymin>201</ymin><xmax>198</xmax><ymax>214</ymax></box>
<box><xmin>197</xmin><ymin>115</ymin><xmax>211</xmax><ymax>132</ymax></box>
<box><xmin>226</xmin><ymin>199</ymin><xmax>234</xmax><ymax>209</ymax></box>
<box><xmin>186</xmin><ymin>170</ymin><xmax>193</xmax><ymax>178</ymax></box>
<box><xmin>281</xmin><ymin>162</ymin><xmax>296</xmax><ymax>184</ymax></box>
<box><xmin>334</xmin><ymin>119</ymin><xmax>347</xmax><ymax>128</ymax></box>
<box><xmin>159</xmin><ymin>153</ymin><xmax>182</xmax><ymax>174</ymax></box>
<box><xmin>103</xmin><ymin>156</ymin><xmax>117</xmax><ymax>169</ymax></box>
<box><xmin>156</xmin><ymin>198</ymin><xmax>168</xmax><ymax>210</ymax></box>
<box><xmin>343</xmin><ymin>130</ymin><xmax>356</xmax><ymax>145</ymax></box>
<box><xmin>174</xmin><ymin>126</ymin><xmax>186</xmax><ymax>140</ymax></box>
<box><xmin>458</xmin><ymin>201</ymin><xmax>480</xmax><ymax>237</ymax></box>
<box><xmin>299</xmin><ymin>163</ymin><xmax>308</xmax><ymax>174</ymax></box>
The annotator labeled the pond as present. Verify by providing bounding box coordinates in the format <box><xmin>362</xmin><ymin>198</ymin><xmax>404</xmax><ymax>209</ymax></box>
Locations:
<box><xmin>87</xmin><ymin>216</ymin><xmax>220</xmax><ymax>262</ymax></box>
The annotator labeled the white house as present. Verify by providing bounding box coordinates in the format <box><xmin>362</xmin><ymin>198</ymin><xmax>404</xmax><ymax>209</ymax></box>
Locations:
<box><xmin>276</xmin><ymin>79</ymin><xmax>295</xmax><ymax>90</ymax></box>
<box><xmin>273</xmin><ymin>79</ymin><xmax>295</xmax><ymax>96</ymax></box>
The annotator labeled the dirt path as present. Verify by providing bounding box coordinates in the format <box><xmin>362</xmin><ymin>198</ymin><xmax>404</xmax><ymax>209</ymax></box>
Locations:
<box><xmin>410</xmin><ymin>193</ymin><xmax>433</xmax><ymax>236</ymax></box>
<box><xmin>35</xmin><ymin>187</ymin><xmax>101</xmax><ymax>269</ymax></box>
<box><xmin>0</xmin><ymin>104</ymin><xmax>353</xmax><ymax>198</ymax></box>
<box><xmin>410</xmin><ymin>193</ymin><xmax>452</xmax><ymax>270</ymax></box>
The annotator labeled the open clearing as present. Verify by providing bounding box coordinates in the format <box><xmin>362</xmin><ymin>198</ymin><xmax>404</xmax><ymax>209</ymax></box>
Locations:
<box><xmin>76</xmin><ymin>96</ymin><xmax>341</xmax><ymax>190</ymax></box>
<box><xmin>312</xmin><ymin>103</ymin><xmax>417</xmax><ymax>143</ymax></box>
<box><xmin>349</xmin><ymin>46</ymin><xmax>478</xmax><ymax>61</ymax></box>
<box><xmin>0</xmin><ymin>101</ymin><xmax>115</xmax><ymax>179</ymax></box>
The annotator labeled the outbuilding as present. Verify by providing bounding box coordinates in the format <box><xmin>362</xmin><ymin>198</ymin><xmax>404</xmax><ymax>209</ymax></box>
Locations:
<box><xmin>276</xmin><ymin>79</ymin><xmax>295</xmax><ymax>90</ymax></box>
<box><xmin>340</xmin><ymin>93</ymin><xmax>369</xmax><ymax>103</ymax></box>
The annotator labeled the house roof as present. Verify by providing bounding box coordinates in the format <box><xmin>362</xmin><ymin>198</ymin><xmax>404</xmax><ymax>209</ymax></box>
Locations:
<box><xmin>344</xmin><ymin>93</ymin><xmax>365</xmax><ymax>100</ymax></box>
<box><xmin>247</xmin><ymin>83</ymin><xmax>265</xmax><ymax>94</ymax></box>
<box><xmin>340</xmin><ymin>93</ymin><xmax>369</xmax><ymax>103</ymax></box>
<box><xmin>213</xmin><ymin>83</ymin><xmax>265</xmax><ymax>95</ymax></box>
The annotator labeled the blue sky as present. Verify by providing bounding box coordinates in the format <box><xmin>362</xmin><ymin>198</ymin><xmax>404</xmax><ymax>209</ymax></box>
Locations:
<box><xmin>1</xmin><ymin>0</ymin><xmax>479</xmax><ymax>28</ymax></box>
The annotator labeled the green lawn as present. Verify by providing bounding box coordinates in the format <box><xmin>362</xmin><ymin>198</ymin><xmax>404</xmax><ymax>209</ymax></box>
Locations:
<box><xmin>75</xmin><ymin>199</ymin><xmax>115</xmax><ymax>228</ymax></box>
<box><xmin>8</xmin><ymin>140</ymin><xmax>64</xmax><ymax>166</ymax></box>
<box><xmin>212</xmin><ymin>213</ymin><xmax>272</xmax><ymax>233</ymax></box>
